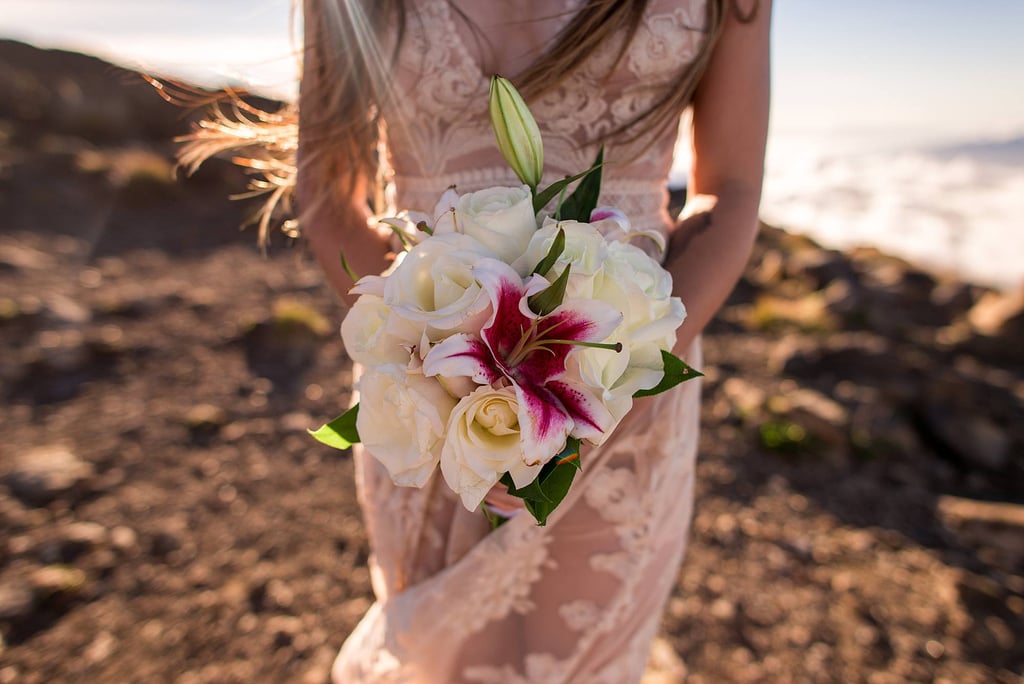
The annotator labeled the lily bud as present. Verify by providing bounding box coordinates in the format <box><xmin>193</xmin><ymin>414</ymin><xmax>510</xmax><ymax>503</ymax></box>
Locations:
<box><xmin>489</xmin><ymin>75</ymin><xmax>544</xmax><ymax>190</ymax></box>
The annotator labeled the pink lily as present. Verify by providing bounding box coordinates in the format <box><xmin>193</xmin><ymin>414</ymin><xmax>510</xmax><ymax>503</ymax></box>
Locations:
<box><xmin>424</xmin><ymin>259</ymin><xmax>622</xmax><ymax>474</ymax></box>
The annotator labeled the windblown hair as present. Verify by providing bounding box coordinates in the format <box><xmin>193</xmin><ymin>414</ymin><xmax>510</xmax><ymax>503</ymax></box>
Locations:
<box><xmin>179</xmin><ymin>0</ymin><xmax>756</xmax><ymax>244</ymax></box>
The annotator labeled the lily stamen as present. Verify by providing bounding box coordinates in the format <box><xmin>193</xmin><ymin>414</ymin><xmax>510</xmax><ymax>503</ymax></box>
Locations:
<box><xmin>557</xmin><ymin>451</ymin><xmax>581</xmax><ymax>465</ymax></box>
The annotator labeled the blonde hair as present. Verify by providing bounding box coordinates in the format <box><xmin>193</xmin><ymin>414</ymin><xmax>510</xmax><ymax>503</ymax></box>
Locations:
<box><xmin>180</xmin><ymin>0</ymin><xmax>752</xmax><ymax>245</ymax></box>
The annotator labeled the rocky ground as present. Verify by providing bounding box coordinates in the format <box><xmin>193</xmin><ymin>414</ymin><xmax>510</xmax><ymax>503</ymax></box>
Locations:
<box><xmin>1</xmin><ymin>40</ymin><xmax>1022</xmax><ymax>683</ymax></box>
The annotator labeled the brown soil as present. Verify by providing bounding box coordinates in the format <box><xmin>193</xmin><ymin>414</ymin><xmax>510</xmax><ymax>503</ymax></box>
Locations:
<box><xmin>1</xmin><ymin>40</ymin><xmax>1022</xmax><ymax>683</ymax></box>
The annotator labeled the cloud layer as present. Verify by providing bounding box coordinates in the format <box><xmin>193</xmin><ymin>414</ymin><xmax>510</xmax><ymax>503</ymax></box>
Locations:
<box><xmin>759</xmin><ymin>136</ymin><xmax>1024</xmax><ymax>291</ymax></box>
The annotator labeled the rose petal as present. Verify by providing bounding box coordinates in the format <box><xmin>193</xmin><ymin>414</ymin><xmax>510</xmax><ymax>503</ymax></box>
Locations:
<box><xmin>350</xmin><ymin>275</ymin><xmax>387</xmax><ymax>297</ymax></box>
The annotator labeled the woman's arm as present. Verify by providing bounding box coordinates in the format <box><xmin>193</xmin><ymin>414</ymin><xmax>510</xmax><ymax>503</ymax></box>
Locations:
<box><xmin>297</xmin><ymin>1</ymin><xmax>392</xmax><ymax>305</ymax></box>
<box><xmin>667</xmin><ymin>0</ymin><xmax>771</xmax><ymax>356</ymax></box>
<box><xmin>298</xmin><ymin>170</ymin><xmax>392</xmax><ymax>305</ymax></box>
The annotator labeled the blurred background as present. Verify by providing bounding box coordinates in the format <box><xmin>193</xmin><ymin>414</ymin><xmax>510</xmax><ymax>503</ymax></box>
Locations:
<box><xmin>5</xmin><ymin>0</ymin><xmax>1024</xmax><ymax>290</ymax></box>
<box><xmin>0</xmin><ymin>1</ymin><xmax>1022</xmax><ymax>682</ymax></box>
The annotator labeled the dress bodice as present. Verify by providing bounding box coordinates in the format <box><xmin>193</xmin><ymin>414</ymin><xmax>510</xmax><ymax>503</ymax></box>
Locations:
<box><xmin>384</xmin><ymin>0</ymin><xmax>710</xmax><ymax>236</ymax></box>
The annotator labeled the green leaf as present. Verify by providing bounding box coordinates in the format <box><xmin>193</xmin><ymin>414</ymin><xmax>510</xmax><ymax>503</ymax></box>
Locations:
<box><xmin>500</xmin><ymin>472</ymin><xmax>552</xmax><ymax>503</ymax></box>
<box><xmin>633</xmin><ymin>350</ymin><xmax>704</xmax><ymax>398</ymax></box>
<box><xmin>557</xmin><ymin>147</ymin><xmax>604</xmax><ymax>222</ymax></box>
<box><xmin>527</xmin><ymin>263</ymin><xmax>570</xmax><ymax>316</ymax></box>
<box><xmin>308</xmin><ymin>404</ymin><xmax>361</xmax><ymax>450</ymax></box>
<box><xmin>531</xmin><ymin>227</ymin><xmax>566</xmax><ymax>276</ymax></box>
<box><xmin>338</xmin><ymin>251</ymin><xmax>360</xmax><ymax>283</ymax></box>
<box><xmin>378</xmin><ymin>218</ymin><xmax>413</xmax><ymax>250</ymax></box>
<box><xmin>533</xmin><ymin>161</ymin><xmax>604</xmax><ymax>215</ymax></box>
<box><xmin>482</xmin><ymin>504</ymin><xmax>509</xmax><ymax>530</ymax></box>
<box><xmin>527</xmin><ymin>440</ymin><xmax>582</xmax><ymax>525</ymax></box>
<box><xmin>498</xmin><ymin>438</ymin><xmax>582</xmax><ymax>526</ymax></box>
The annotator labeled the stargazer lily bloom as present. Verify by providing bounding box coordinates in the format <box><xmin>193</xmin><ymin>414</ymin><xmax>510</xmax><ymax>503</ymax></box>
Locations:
<box><xmin>424</xmin><ymin>259</ymin><xmax>622</xmax><ymax>474</ymax></box>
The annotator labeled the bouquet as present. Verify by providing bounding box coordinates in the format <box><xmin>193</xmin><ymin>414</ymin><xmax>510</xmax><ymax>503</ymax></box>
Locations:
<box><xmin>312</xmin><ymin>77</ymin><xmax>700</xmax><ymax>525</ymax></box>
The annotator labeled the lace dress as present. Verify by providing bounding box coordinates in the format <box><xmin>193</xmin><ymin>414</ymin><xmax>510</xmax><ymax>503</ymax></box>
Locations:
<box><xmin>333</xmin><ymin>1</ymin><xmax>709</xmax><ymax>681</ymax></box>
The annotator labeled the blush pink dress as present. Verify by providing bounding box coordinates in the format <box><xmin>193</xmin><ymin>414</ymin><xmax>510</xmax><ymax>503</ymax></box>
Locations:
<box><xmin>333</xmin><ymin>1</ymin><xmax>709</xmax><ymax>681</ymax></box>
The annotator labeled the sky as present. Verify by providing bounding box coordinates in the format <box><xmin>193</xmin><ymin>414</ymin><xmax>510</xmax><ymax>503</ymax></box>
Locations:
<box><xmin>770</xmin><ymin>0</ymin><xmax>1024</xmax><ymax>146</ymax></box>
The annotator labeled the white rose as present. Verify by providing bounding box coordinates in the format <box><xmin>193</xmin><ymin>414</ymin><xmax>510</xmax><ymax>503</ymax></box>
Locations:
<box><xmin>340</xmin><ymin>294</ymin><xmax>419</xmax><ymax>367</ymax></box>
<box><xmin>605</xmin><ymin>240</ymin><xmax>673</xmax><ymax>299</ymax></box>
<box><xmin>571</xmin><ymin>341</ymin><xmax>665</xmax><ymax>432</ymax></box>
<box><xmin>589</xmin><ymin>206</ymin><xmax>667</xmax><ymax>252</ymax></box>
<box><xmin>513</xmin><ymin>219</ymin><xmax>609</xmax><ymax>299</ymax></box>
<box><xmin>433</xmin><ymin>185</ymin><xmax>538</xmax><ymax>263</ymax></box>
<box><xmin>384</xmin><ymin>233</ymin><xmax>496</xmax><ymax>337</ymax></box>
<box><xmin>440</xmin><ymin>385</ymin><xmax>541</xmax><ymax>511</ymax></box>
<box><xmin>357</xmin><ymin>364</ymin><xmax>457</xmax><ymax>487</ymax></box>
<box><xmin>601</xmin><ymin>241</ymin><xmax>685</xmax><ymax>348</ymax></box>
<box><xmin>570</xmin><ymin>243</ymin><xmax>686</xmax><ymax>435</ymax></box>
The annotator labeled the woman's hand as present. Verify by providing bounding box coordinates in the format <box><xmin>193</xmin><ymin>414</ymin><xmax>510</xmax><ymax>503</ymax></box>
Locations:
<box><xmin>483</xmin><ymin>481</ymin><xmax>527</xmax><ymax>516</ymax></box>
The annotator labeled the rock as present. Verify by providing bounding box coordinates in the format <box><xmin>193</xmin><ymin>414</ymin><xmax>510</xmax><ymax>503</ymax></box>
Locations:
<box><xmin>968</xmin><ymin>290</ymin><xmax>1024</xmax><ymax>337</ymax></box>
<box><xmin>244</xmin><ymin>298</ymin><xmax>330</xmax><ymax>385</ymax></box>
<box><xmin>0</xmin><ymin>243</ymin><xmax>56</xmax><ymax>271</ymax></box>
<box><xmin>919</xmin><ymin>407</ymin><xmax>1011</xmax><ymax>471</ymax></box>
<box><xmin>38</xmin><ymin>522</ymin><xmax>110</xmax><ymax>563</ymax></box>
<box><xmin>183</xmin><ymin>404</ymin><xmax>229</xmax><ymax>430</ymax></box>
<box><xmin>4</xmin><ymin>445</ymin><xmax>95</xmax><ymax>507</ymax></box>
<box><xmin>0</xmin><ymin>39</ymin><xmax>204</xmax><ymax>142</ymax></box>
<box><xmin>110</xmin><ymin>526</ymin><xmax>139</xmax><ymax>552</ymax></box>
<box><xmin>849</xmin><ymin>402</ymin><xmax>923</xmax><ymax>461</ymax></box>
<box><xmin>768</xmin><ymin>388</ymin><xmax>850</xmax><ymax>446</ymax></box>
<box><xmin>0</xmin><ymin>581</ymin><xmax>36</xmax><ymax>622</ymax></box>
<box><xmin>785</xmin><ymin>248</ymin><xmax>855</xmax><ymax>289</ymax></box>
<box><xmin>265</xmin><ymin>579</ymin><xmax>295</xmax><ymax>611</ymax></box>
<box><xmin>930</xmin><ymin>281</ymin><xmax>979</xmax><ymax>317</ymax></box>
<box><xmin>84</xmin><ymin>631</ymin><xmax>117</xmax><ymax>664</ymax></box>
<box><xmin>150</xmin><ymin>531</ymin><xmax>183</xmax><ymax>559</ymax></box>
<box><xmin>266</xmin><ymin>615</ymin><xmax>304</xmax><ymax>650</ymax></box>
<box><xmin>821</xmin><ymin>278</ymin><xmax>861</xmax><ymax>318</ymax></box>
<box><xmin>280</xmin><ymin>412</ymin><xmax>314</xmax><ymax>433</ymax></box>
<box><xmin>642</xmin><ymin>637</ymin><xmax>688</xmax><ymax>684</ymax></box>
<box><xmin>961</xmin><ymin>418</ymin><xmax>1012</xmax><ymax>470</ymax></box>
<box><xmin>964</xmin><ymin>289</ymin><xmax>1024</xmax><ymax>364</ymax></box>
<box><xmin>768</xmin><ymin>333</ymin><xmax>905</xmax><ymax>393</ymax></box>
<box><xmin>851</xmin><ymin>249</ymin><xmax>932</xmax><ymax>296</ymax></box>
<box><xmin>62</xmin><ymin>521</ymin><xmax>109</xmax><ymax>547</ymax></box>
<box><xmin>42</xmin><ymin>294</ymin><xmax>92</xmax><ymax>326</ymax></box>
<box><xmin>938</xmin><ymin>497</ymin><xmax>1024</xmax><ymax>571</ymax></box>
<box><xmin>749</xmin><ymin>247</ymin><xmax>785</xmax><ymax>286</ymax></box>
<box><xmin>750</xmin><ymin>293</ymin><xmax>835</xmax><ymax>333</ymax></box>
<box><xmin>30</xmin><ymin>565</ymin><xmax>87</xmax><ymax>599</ymax></box>
<box><xmin>33</xmin><ymin>328</ymin><xmax>90</xmax><ymax>373</ymax></box>
<box><xmin>720</xmin><ymin>378</ymin><xmax>767</xmax><ymax>421</ymax></box>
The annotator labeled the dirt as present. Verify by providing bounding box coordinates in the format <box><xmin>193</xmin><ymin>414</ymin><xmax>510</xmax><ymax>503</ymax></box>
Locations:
<box><xmin>1</xmin><ymin>40</ymin><xmax>1022</xmax><ymax>683</ymax></box>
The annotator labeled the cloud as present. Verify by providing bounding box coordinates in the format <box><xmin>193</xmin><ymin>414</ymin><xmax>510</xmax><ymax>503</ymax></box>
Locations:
<box><xmin>759</xmin><ymin>137</ymin><xmax>1024</xmax><ymax>291</ymax></box>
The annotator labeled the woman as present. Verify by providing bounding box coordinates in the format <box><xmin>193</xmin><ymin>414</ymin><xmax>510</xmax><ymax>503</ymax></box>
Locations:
<box><xmin>296</xmin><ymin>0</ymin><xmax>770</xmax><ymax>681</ymax></box>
